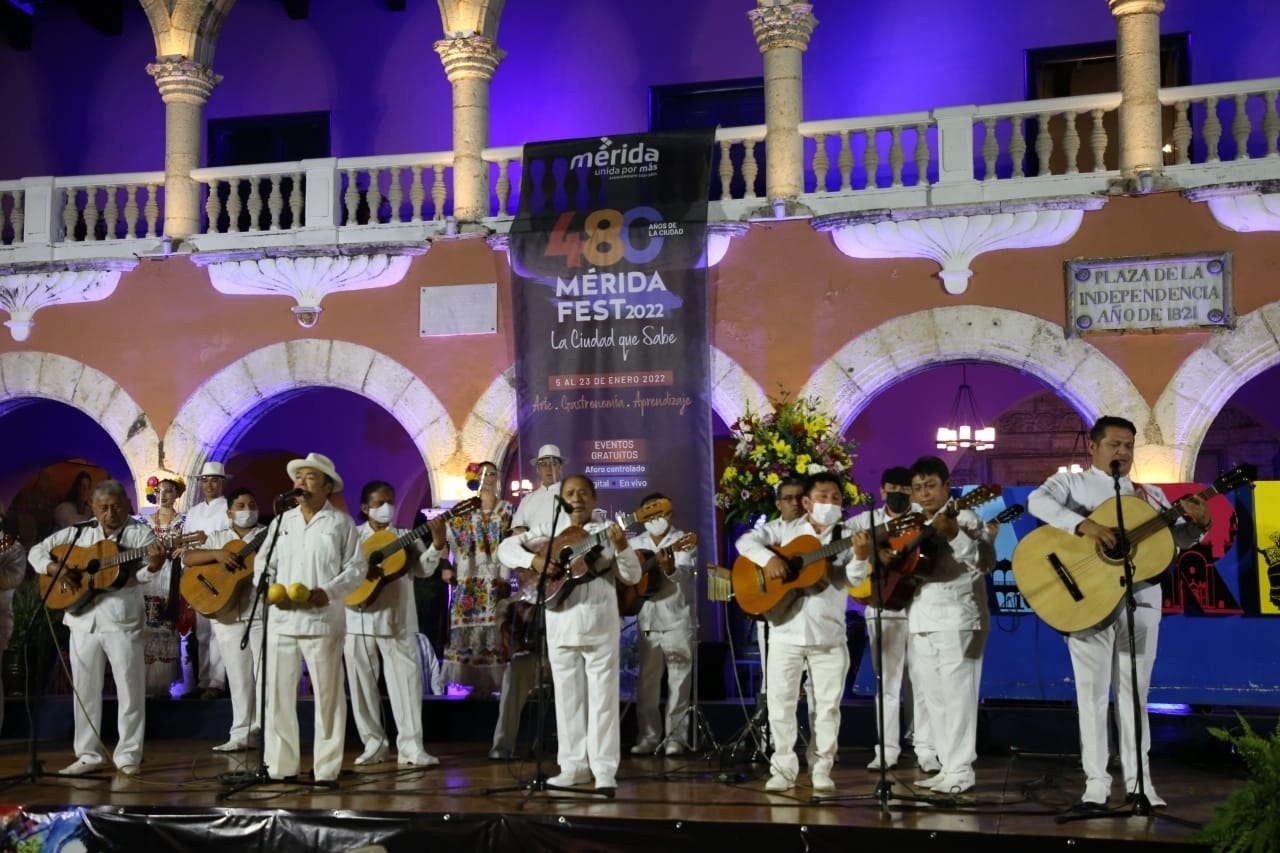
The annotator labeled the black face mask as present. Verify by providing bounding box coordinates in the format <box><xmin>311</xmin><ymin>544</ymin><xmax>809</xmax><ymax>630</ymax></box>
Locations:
<box><xmin>884</xmin><ymin>491</ymin><xmax>911</xmax><ymax>514</ymax></box>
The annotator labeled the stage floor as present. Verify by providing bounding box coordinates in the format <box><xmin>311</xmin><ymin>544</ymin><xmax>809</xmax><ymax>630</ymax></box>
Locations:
<box><xmin>0</xmin><ymin>734</ymin><xmax>1246</xmax><ymax>851</ymax></box>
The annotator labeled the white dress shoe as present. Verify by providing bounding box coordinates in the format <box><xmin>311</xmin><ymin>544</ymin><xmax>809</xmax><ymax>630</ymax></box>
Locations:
<box><xmin>212</xmin><ymin>740</ymin><xmax>248</xmax><ymax>752</ymax></box>
<box><xmin>398</xmin><ymin>752</ymin><xmax>440</xmax><ymax>767</ymax></box>
<box><xmin>926</xmin><ymin>772</ymin><xmax>975</xmax><ymax>794</ymax></box>
<box><xmin>117</xmin><ymin>764</ymin><xmax>141</xmax><ymax>776</ymax></box>
<box><xmin>594</xmin><ymin>775</ymin><xmax>617</xmax><ymax>790</ymax></box>
<box><xmin>764</xmin><ymin>773</ymin><xmax>794</xmax><ymax>793</ymax></box>
<box><xmin>663</xmin><ymin>741</ymin><xmax>687</xmax><ymax>756</ymax></box>
<box><xmin>630</xmin><ymin>741</ymin><xmax>659</xmax><ymax>755</ymax></box>
<box><xmin>353</xmin><ymin>746</ymin><xmax>391</xmax><ymax>766</ymax></box>
<box><xmin>916</xmin><ymin>754</ymin><xmax>941</xmax><ymax>774</ymax></box>
<box><xmin>811</xmin><ymin>772</ymin><xmax>836</xmax><ymax>793</ymax></box>
<box><xmin>1082</xmin><ymin>779</ymin><xmax>1110</xmax><ymax>806</ymax></box>
<box><xmin>866</xmin><ymin>752</ymin><xmax>898</xmax><ymax>771</ymax></box>
<box><xmin>60</xmin><ymin>758</ymin><xmax>105</xmax><ymax>776</ymax></box>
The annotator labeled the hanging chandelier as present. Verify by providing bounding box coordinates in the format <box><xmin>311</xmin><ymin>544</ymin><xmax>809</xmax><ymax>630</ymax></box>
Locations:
<box><xmin>1057</xmin><ymin>418</ymin><xmax>1090</xmax><ymax>473</ymax></box>
<box><xmin>935</xmin><ymin>364</ymin><xmax>995</xmax><ymax>452</ymax></box>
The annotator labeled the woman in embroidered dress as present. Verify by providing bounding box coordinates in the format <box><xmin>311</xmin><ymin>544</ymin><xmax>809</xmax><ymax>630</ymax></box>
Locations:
<box><xmin>427</xmin><ymin>461</ymin><xmax>514</xmax><ymax>696</ymax></box>
<box><xmin>141</xmin><ymin>476</ymin><xmax>185</xmax><ymax>697</ymax></box>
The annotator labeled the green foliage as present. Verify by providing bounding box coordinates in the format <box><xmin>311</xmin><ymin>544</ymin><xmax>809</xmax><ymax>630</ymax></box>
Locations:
<box><xmin>1195</xmin><ymin>714</ymin><xmax>1280</xmax><ymax>853</ymax></box>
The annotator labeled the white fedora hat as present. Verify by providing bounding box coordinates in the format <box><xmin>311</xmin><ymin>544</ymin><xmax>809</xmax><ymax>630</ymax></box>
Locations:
<box><xmin>199</xmin><ymin>461</ymin><xmax>227</xmax><ymax>479</ymax></box>
<box><xmin>534</xmin><ymin>444</ymin><xmax>564</xmax><ymax>464</ymax></box>
<box><xmin>286</xmin><ymin>452</ymin><xmax>344</xmax><ymax>491</ymax></box>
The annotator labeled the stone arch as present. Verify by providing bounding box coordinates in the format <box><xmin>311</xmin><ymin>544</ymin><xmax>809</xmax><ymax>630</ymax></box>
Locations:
<box><xmin>710</xmin><ymin>345</ymin><xmax>771</xmax><ymax>427</ymax></box>
<box><xmin>0</xmin><ymin>351</ymin><xmax>163</xmax><ymax>497</ymax></box>
<box><xmin>1154</xmin><ymin>300</ymin><xmax>1280</xmax><ymax>479</ymax></box>
<box><xmin>165</xmin><ymin>340</ymin><xmax>458</xmax><ymax>497</ymax></box>
<box><xmin>801</xmin><ymin>305</ymin><xmax>1149</xmax><ymax>450</ymax></box>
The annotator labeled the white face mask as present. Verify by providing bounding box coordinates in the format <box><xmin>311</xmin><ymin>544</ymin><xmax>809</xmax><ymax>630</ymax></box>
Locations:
<box><xmin>232</xmin><ymin>509</ymin><xmax>259</xmax><ymax>529</ymax></box>
<box><xmin>368</xmin><ymin>503</ymin><xmax>395</xmax><ymax>524</ymax></box>
<box><xmin>808</xmin><ymin>501</ymin><xmax>843</xmax><ymax>527</ymax></box>
<box><xmin>644</xmin><ymin>518</ymin><xmax>669</xmax><ymax>537</ymax></box>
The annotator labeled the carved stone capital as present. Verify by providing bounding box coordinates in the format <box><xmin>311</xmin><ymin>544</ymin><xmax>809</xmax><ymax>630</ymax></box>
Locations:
<box><xmin>1107</xmin><ymin>0</ymin><xmax>1166</xmax><ymax>17</ymax></box>
<box><xmin>707</xmin><ymin>223</ymin><xmax>750</xmax><ymax>267</ymax></box>
<box><xmin>146</xmin><ymin>56</ymin><xmax>222</xmax><ymax>103</ymax></box>
<box><xmin>816</xmin><ymin>199</ymin><xmax>1104</xmax><ymax>295</ymax></box>
<box><xmin>1186</xmin><ymin>182</ymin><xmax>1280</xmax><ymax>232</ymax></box>
<box><xmin>0</xmin><ymin>260</ymin><xmax>137</xmax><ymax>341</ymax></box>
<box><xmin>433</xmin><ymin>35</ymin><xmax>506</xmax><ymax>83</ymax></box>
<box><xmin>192</xmin><ymin>245</ymin><xmax>426</xmax><ymax>328</ymax></box>
<box><xmin>748</xmin><ymin>3</ymin><xmax>817</xmax><ymax>53</ymax></box>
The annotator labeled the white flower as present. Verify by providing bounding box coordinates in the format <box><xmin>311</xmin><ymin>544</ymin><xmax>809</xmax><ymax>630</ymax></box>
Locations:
<box><xmin>806</xmin><ymin>463</ymin><xmax>826</xmax><ymax>475</ymax></box>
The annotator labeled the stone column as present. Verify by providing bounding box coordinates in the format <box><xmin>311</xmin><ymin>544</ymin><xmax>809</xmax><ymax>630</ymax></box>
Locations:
<box><xmin>1108</xmin><ymin>0</ymin><xmax>1167</xmax><ymax>188</ymax></box>
<box><xmin>434</xmin><ymin>36</ymin><xmax>505</xmax><ymax>227</ymax></box>
<box><xmin>147</xmin><ymin>56</ymin><xmax>222</xmax><ymax>242</ymax></box>
<box><xmin>748</xmin><ymin>1</ymin><xmax>817</xmax><ymax>212</ymax></box>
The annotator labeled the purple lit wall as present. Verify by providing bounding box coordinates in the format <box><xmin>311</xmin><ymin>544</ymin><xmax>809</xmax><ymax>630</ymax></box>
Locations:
<box><xmin>4</xmin><ymin>0</ymin><xmax>1280</xmax><ymax>180</ymax></box>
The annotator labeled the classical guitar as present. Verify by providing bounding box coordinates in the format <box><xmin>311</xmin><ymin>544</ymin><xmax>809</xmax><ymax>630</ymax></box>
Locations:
<box><xmin>617</xmin><ymin>533</ymin><xmax>697</xmax><ymax>617</ymax></box>
<box><xmin>848</xmin><ymin>500</ymin><xmax>1023</xmax><ymax>606</ymax></box>
<box><xmin>1012</xmin><ymin>463</ymin><xmax>1255</xmax><ymax>633</ymax></box>
<box><xmin>41</xmin><ymin>530</ymin><xmax>208</xmax><ymax>613</ymax></box>
<box><xmin>345</xmin><ymin>497</ymin><xmax>483</xmax><ymax>609</ymax></box>
<box><xmin>180</xmin><ymin>526</ymin><xmax>271</xmax><ymax>618</ymax></box>
<box><xmin>514</xmin><ymin>498</ymin><xmax>671</xmax><ymax>607</ymax></box>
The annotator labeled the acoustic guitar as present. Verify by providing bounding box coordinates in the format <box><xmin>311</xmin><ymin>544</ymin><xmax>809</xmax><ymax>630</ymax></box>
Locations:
<box><xmin>41</xmin><ymin>530</ymin><xmax>208</xmax><ymax>612</ymax></box>
<box><xmin>345</xmin><ymin>497</ymin><xmax>483</xmax><ymax>609</ymax></box>
<box><xmin>514</xmin><ymin>498</ymin><xmax>671</xmax><ymax>607</ymax></box>
<box><xmin>616</xmin><ymin>533</ymin><xmax>697</xmax><ymax>617</ymax></box>
<box><xmin>731</xmin><ymin>521</ymin><xmax>874</xmax><ymax>617</ymax></box>
<box><xmin>1011</xmin><ymin>463</ymin><xmax>1255</xmax><ymax>633</ymax></box>
<box><xmin>848</xmin><ymin>500</ymin><xmax>1023</xmax><ymax>606</ymax></box>
<box><xmin>180</xmin><ymin>526</ymin><xmax>271</xmax><ymax>618</ymax></box>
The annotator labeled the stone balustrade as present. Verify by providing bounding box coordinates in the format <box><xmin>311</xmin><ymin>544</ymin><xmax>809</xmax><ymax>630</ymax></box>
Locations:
<box><xmin>2</xmin><ymin>76</ymin><xmax>1278</xmax><ymax>261</ymax></box>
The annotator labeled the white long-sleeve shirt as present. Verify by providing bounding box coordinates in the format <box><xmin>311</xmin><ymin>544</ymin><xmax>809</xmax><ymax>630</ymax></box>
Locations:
<box><xmin>903</xmin><ymin>507</ymin><xmax>991</xmax><ymax>634</ymax></box>
<box><xmin>735</xmin><ymin>516</ymin><xmax>868</xmax><ymax>647</ymax></box>
<box><xmin>197</xmin><ymin>525</ymin><xmax>268</xmax><ymax>623</ymax></box>
<box><xmin>30</xmin><ymin>520</ymin><xmax>158</xmax><ymax>632</ymax></box>
<box><xmin>497</xmin><ymin>516</ymin><xmax>641</xmax><ymax>647</ymax></box>
<box><xmin>1027</xmin><ymin>465</ymin><xmax>1207</xmax><ymax>609</ymax></box>
<box><xmin>626</xmin><ymin>526</ymin><xmax>698</xmax><ymax>633</ymax></box>
<box><xmin>257</xmin><ymin>502</ymin><xmax>366</xmax><ymax>636</ymax></box>
<box><xmin>510</xmin><ymin>483</ymin><xmax>561</xmax><ymax>531</ymax></box>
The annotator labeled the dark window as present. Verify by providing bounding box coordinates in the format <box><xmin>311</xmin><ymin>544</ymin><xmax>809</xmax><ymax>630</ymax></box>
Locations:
<box><xmin>650</xmin><ymin>78</ymin><xmax>765</xmax><ymax>200</ymax></box>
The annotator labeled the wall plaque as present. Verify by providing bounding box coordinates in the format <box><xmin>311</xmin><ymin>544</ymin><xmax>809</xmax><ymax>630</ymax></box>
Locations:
<box><xmin>1064</xmin><ymin>251</ymin><xmax>1233</xmax><ymax>336</ymax></box>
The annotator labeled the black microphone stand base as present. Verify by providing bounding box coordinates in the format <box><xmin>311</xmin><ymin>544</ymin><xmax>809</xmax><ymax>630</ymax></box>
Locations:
<box><xmin>483</xmin><ymin>774</ymin><xmax>616</xmax><ymax>809</ymax></box>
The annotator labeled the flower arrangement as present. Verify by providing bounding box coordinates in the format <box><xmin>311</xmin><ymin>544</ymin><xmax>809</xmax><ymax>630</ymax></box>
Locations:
<box><xmin>716</xmin><ymin>391</ymin><xmax>867</xmax><ymax>525</ymax></box>
<box><xmin>145</xmin><ymin>474</ymin><xmax>185</xmax><ymax>504</ymax></box>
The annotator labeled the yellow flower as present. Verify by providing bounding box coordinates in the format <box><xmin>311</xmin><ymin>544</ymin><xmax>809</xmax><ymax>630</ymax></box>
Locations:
<box><xmin>765</xmin><ymin>472</ymin><xmax>780</xmax><ymax>486</ymax></box>
<box><xmin>771</xmin><ymin>438</ymin><xmax>791</xmax><ymax>457</ymax></box>
<box><xmin>795</xmin><ymin>453</ymin><xmax>811</xmax><ymax>470</ymax></box>
<box><xmin>723</xmin><ymin>465</ymin><xmax>738</xmax><ymax>481</ymax></box>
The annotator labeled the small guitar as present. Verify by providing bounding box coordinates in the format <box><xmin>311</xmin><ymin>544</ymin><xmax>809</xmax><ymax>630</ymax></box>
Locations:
<box><xmin>181</xmin><ymin>526</ymin><xmax>271</xmax><ymax>617</ymax></box>
<box><xmin>1012</xmin><ymin>463</ymin><xmax>1255</xmax><ymax>633</ymax></box>
<box><xmin>617</xmin><ymin>533</ymin><xmax>697</xmax><ymax>617</ymax></box>
<box><xmin>41</xmin><ymin>530</ymin><xmax>208</xmax><ymax>613</ymax></box>
<box><xmin>345</xmin><ymin>497</ymin><xmax>483</xmax><ymax>609</ymax></box>
<box><xmin>514</xmin><ymin>498</ymin><xmax>671</xmax><ymax>606</ymax></box>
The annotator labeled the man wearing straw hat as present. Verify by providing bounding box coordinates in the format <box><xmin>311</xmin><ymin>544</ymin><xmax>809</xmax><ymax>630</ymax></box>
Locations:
<box><xmin>511</xmin><ymin>444</ymin><xmax>565</xmax><ymax>534</ymax></box>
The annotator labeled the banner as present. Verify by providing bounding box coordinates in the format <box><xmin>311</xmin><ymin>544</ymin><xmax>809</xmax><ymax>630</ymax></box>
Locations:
<box><xmin>509</xmin><ymin>130</ymin><xmax>717</xmax><ymax>627</ymax></box>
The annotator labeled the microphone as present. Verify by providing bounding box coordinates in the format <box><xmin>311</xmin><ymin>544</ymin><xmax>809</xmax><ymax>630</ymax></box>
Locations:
<box><xmin>555</xmin><ymin>496</ymin><xmax>575</xmax><ymax>515</ymax></box>
<box><xmin>278</xmin><ymin>487</ymin><xmax>305</xmax><ymax>501</ymax></box>
<box><xmin>73</xmin><ymin>519</ymin><xmax>99</xmax><ymax>529</ymax></box>
<box><xmin>1109</xmin><ymin>459</ymin><xmax>1122</xmax><ymax>479</ymax></box>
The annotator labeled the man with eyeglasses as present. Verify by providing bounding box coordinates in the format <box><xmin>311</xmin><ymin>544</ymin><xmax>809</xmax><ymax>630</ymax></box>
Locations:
<box><xmin>774</xmin><ymin>478</ymin><xmax>805</xmax><ymax>523</ymax></box>
<box><xmin>894</xmin><ymin>456</ymin><xmax>993</xmax><ymax>795</ymax></box>
<box><xmin>627</xmin><ymin>492</ymin><xmax>698</xmax><ymax>756</ymax></box>
<box><xmin>511</xmin><ymin>444</ymin><xmax>565</xmax><ymax>534</ymax></box>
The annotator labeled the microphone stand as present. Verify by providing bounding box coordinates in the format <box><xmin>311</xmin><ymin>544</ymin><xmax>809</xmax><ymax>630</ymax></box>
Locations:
<box><xmin>1056</xmin><ymin>466</ymin><xmax>1198</xmax><ymax>829</ymax></box>
<box><xmin>0</xmin><ymin>522</ymin><xmax>112</xmax><ymax>787</ymax></box>
<box><xmin>484</xmin><ymin>495</ymin><xmax>610</xmax><ymax>806</ymax></box>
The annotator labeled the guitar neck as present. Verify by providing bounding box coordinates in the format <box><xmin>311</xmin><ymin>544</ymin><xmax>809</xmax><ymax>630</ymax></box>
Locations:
<box><xmin>563</xmin><ymin>510</ymin><xmax>638</xmax><ymax>564</ymax></box>
<box><xmin>1136</xmin><ymin>482</ymin><xmax>1222</xmax><ymax>542</ymax></box>
<box><xmin>235</xmin><ymin>527</ymin><xmax>271</xmax><ymax>559</ymax></box>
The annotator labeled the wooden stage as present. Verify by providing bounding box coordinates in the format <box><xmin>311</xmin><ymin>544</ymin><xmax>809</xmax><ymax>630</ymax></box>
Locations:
<box><xmin>0</xmin><ymin>696</ymin><xmax>1254</xmax><ymax>852</ymax></box>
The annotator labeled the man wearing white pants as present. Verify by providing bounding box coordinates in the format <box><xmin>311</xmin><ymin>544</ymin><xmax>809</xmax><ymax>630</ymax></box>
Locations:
<box><xmin>344</xmin><ymin>479</ymin><xmax>437</xmax><ymax>768</ymax></box>
<box><xmin>184</xmin><ymin>461</ymin><xmax>232</xmax><ymax>699</ymax></box>
<box><xmin>627</xmin><ymin>492</ymin><xmax>698</xmax><ymax>756</ymax></box>
<box><xmin>182</xmin><ymin>487</ymin><xmax>266</xmax><ymax>752</ymax></box>
<box><xmin>735</xmin><ymin>472</ymin><xmax>869</xmax><ymax>794</ymax></box>
<box><xmin>30</xmin><ymin>480</ymin><xmax>165</xmax><ymax>776</ymax></box>
<box><xmin>497</xmin><ymin>474</ymin><xmax>641</xmax><ymax>791</ymax></box>
<box><xmin>257</xmin><ymin>453</ymin><xmax>364</xmax><ymax>784</ymax></box>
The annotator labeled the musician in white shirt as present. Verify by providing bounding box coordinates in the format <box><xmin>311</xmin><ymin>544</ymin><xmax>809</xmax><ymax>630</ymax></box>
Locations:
<box><xmin>256</xmin><ymin>453</ymin><xmax>365</xmax><ymax>784</ymax></box>
<box><xmin>344</xmin><ymin>480</ymin><xmax>437</xmax><ymax>768</ymax></box>
<box><xmin>496</xmin><ymin>474</ymin><xmax>641</xmax><ymax>791</ymax></box>
<box><xmin>847</xmin><ymin>466</ymin><xmax>935</xmax><ymax>773</ymax></box>
<box><xmin>184</xmin><ymin>461</ymin><xmax>233</xmax><ymax>700</ymax></box>
<box><xmin>510</xmin><ymin>444</ymin><xmax>564</xmax><ymax>533</ymax></box>
<box><xmin>734</xmin><ymin>471</ymin><xmax>869</xmax><ymax>794</ymax></box>
<box><xmin>181</xmin><ymin>487</ymin><xmax>266</xmax><ymax>752</ymax></box>
<box><xmin>626</xmin><ymin>493</ymin><xmax>698</xmax><ymax>756</ymax></box>
<box><xmin>1027</xmin><ymin>416</ymin><xmax>1211</xmax><ymax>808</ymax></box>
<box><xmin>29</xmin><ymin>480</ymin><xmax>165</xmax><ymax>776</ymax></box>
<box><xmin>894</xmin><ymin>456</ymin><xmax>994</xmax><ymax>795</ymax></box>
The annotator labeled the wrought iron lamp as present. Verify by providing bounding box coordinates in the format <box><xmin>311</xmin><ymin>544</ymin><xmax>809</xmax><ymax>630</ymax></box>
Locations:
<box><xmin>935</xmin><ymin>364</ymin><xmax>996</xmax><ymax>452</ymax></box>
